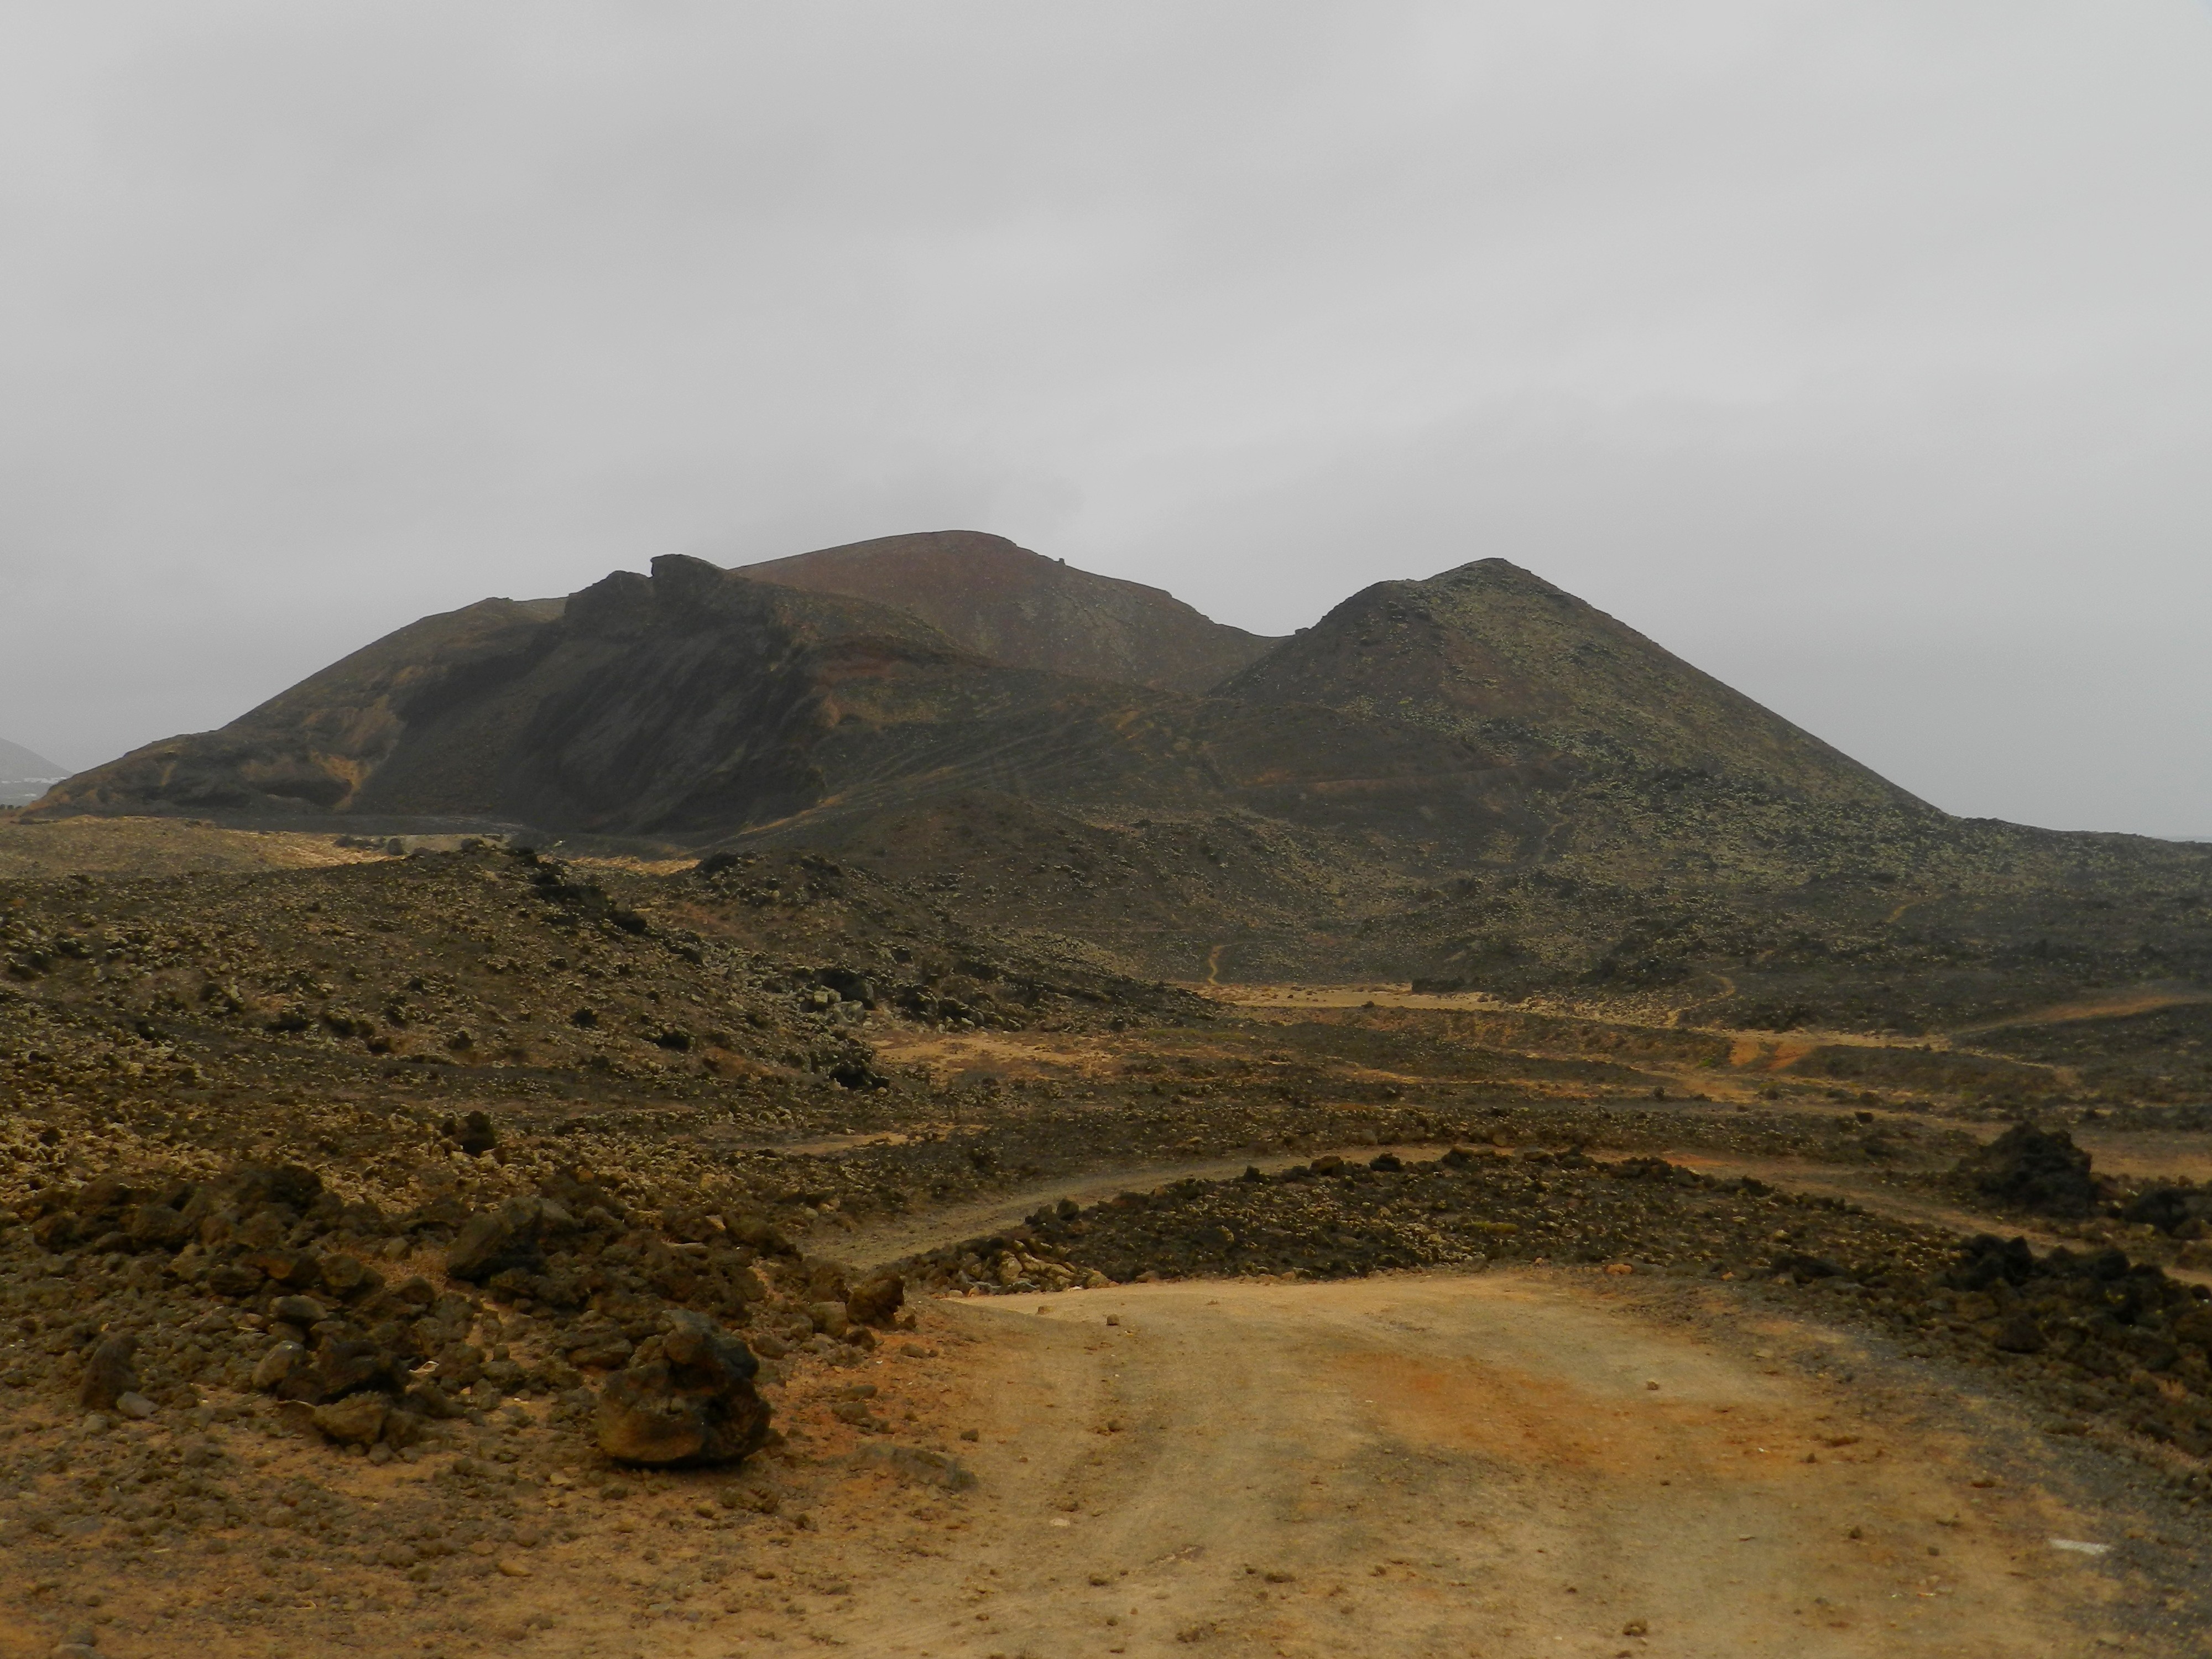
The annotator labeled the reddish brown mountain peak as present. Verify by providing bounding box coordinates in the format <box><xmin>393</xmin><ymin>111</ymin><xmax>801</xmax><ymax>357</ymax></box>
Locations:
<box><xmin>735</xmin><ymin>531</ymin><xmax>1276</xmax><ymax>695</ymax></box>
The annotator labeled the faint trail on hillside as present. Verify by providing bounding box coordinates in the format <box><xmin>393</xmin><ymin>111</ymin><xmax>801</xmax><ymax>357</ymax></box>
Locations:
<box><xmin>1950</xmin><ymin>985</ymin><xmax>2212</xmax><ymax>1036</ymax></box>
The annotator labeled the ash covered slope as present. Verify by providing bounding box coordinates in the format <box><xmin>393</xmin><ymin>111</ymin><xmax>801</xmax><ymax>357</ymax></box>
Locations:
<box><xmin>738</xmin><ymin>530</ymin><xmax>1279</xmax><ymax>694</ymax></box>
<box><xmin>1223</xmin><ymin>557</ymin><xmax>1914</xmax><ymax>811</ymax></box>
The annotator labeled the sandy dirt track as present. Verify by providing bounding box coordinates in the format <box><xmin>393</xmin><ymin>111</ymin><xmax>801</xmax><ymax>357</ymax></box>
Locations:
<box><xmin>785</xmin><ymin>1272</ymin><xmax>2148</xmax><ymax>1658</ymax></box>
<box><xmin>0</xmin><ymin>1273</ymin><xmax>2179</xmax><ymax>1659</ymax></box>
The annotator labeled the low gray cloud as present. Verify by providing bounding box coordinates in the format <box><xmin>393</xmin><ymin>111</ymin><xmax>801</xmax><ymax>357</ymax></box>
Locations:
<box><xmin>4</xmin><ymin>2</ymin><xmax>2208</xmax><ymax>833</ymax></box>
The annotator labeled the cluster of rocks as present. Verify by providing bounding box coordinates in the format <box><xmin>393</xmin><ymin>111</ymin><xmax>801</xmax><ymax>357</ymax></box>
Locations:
<box><xmin>905</xmin><ymin>1145</ymin><xmax>1952</xmax><ymax>1287</ymax></box>
<box><xmin>5</xmin><ymin>1154</ymin><xmax>911</xmax><ymax>1472</ymax></box>
<box><xmin>906</xmin><ymin>1145</ymin><xmax>2212</xmax><ymax>1473</ymax></box>
<box><xmin>1941</xmin><ymin>1122</ymin><xmax>2212</xmax><ymax>1266</ymax></box>
<box><xmin>1951</xmin><ymin>1123</ymin><xmax>2105</xmax><ymax>1218</ymax></box>
<box><xmin>1941</xmin><ymin>1233</ymin><xmax>2212</xmax><ymax>1451</ymax></box>
<box><xmin>901</xmin><ymin>1215</ymin><xmax>1115</xmax><ymax>1297</ymax></box>
<box><xmin>2126</xmin><ymin>1181</ymin><xmax>2212</xmax><ymax>1241</ymax></box>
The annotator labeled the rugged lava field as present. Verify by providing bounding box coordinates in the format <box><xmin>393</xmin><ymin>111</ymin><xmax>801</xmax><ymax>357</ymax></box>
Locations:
<box><xmin>0</xmin><ymin>824</ymin><xmax>2209</xmax><ymax>1656</ymax></box>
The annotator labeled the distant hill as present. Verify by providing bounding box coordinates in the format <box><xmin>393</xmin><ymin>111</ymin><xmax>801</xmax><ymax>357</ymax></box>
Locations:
<box><xmin>0</xmin><ymin>737</ymin><xmax>69</xmax><ymax>806</ymax></box>
<box><xmin>35</xmin><ymin>532</ymin><xmax>2212</xmax><ymax>1031</ymax></box>
<box><xmin>738</xmin><ymin>530</ymin><xmax>1279</xmax><ymax>694</ymax></box>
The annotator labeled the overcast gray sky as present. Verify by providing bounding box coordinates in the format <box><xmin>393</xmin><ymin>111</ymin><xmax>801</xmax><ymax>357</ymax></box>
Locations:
<box><xmin>4</xmin><ymin>2</ymin><xmax>2208</xmax><ymax>834</ymax></box>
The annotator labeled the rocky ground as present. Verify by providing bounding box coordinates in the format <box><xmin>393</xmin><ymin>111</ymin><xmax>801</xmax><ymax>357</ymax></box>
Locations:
<box><xmin>900</xmin><ymin>1144</ymin><xmax>2212</xmax><ymax>1475</ymax></box>
<box><xmin>3</xmin><ymin>831</ymin><xmax>2210</xmax><ymax>1655</ymax></box>
<box><xmin>0</xmin><ymin>1139</ymin><xmax>1001</xmax><ymax>1657</ymax></box>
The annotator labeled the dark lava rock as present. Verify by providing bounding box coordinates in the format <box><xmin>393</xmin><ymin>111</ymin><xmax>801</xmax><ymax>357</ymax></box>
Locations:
<box><xmin>565</xmin><ymin>1328</ymin><xmax>635</xmax><ymax>1370</ymax></box>
<box><xmin>319</xmin><ymin>1253</ymin><xmax>382</xmax><ymax>1301</ymax></box>
<box><xmin>252</xmin><ymin>1340</ymin><xmax>306</xmax><ymax>1389</ymax></box>
<box><xmin>403</xmin><ymin>1379</ymin><xmax>468</xmax><ymax>1420</ymax></box>
<box><xmin>77</xmin><ymin>1332</ymin><xmax>139</xmax><ymax>1411</ymax></box>
<box><xmin>596</xmin><ymin>1311</ymin><xmax>770</xmax><ymax>1465</ymax></box>
<box><xmin>2124</xmin><ymin>1183</ymin><xmax>2212</xmax><ymax>1237</ymax></box>
<box><xmin>126</xmin><ymin>1199</ymin><xmax>193</xmax><ymax>1250</ymax></box>
<box><xmin>446</xmin><ymin>1196</ymin><xmax>552</xmax><ymax>1282</ymax></box>
<box><xmin>451</xmin><ymin>1110</ymin><xmax>499</xmax><ymax>1156</ymax></box>
<box><xmin>311</xmin><ymin>1392</ymin><xmax>389</xmax><ymax>1446</ymax></box>
<box><xmin>1772</xmin><ymin>1250</ymin><xmax>1843</xmax><ymax>1282</ymax></box>
<box><xmin>1943</xmin><ymin>1232</ymin><xmax>2212</xmax><ymax>1452</ymax></box>
<box><xmin>277</xmin><ymin>1335</ymin><xmax>404</xmax><ymax>1404</ymax></box>
<box><xmin>846</xmin><ymin>1271</ymin><xmax>905</xmax><ymax>1328</ymax></box>
<box><xmin>1954</xmin><ymin>1124</ymin><xmax>2100</xmax><ymax>1218</ymax></box>
<box><xmin>240</xmin><ymin>1245</ymin><xmax>324</xmax><ymax>1288</ymax></box>
<box><xmin>231</xmin><ymin>1162</ymin><xmax>325</xmax><ymax>1214</ymax></box>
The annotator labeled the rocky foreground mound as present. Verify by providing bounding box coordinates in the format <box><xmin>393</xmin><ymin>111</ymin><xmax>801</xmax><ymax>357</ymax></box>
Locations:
<box><xmin>3</xmin><ymin>1152</ymin><xmax>922</xmax><ymax>1480</ymax></box>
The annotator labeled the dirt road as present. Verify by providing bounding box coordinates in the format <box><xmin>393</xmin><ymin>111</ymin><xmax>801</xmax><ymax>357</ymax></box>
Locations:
<box><xmin>1</xmin><ymin>1272</ymin><xmax>2183</xmax><ymax>1659</ymax></box>
<box><xmin>11</xmin><ymin>1134</ymin><xmax>2200</xmax><ymax>1659</ymax></box>
<box><xmin>758</xmin><ymin>1272</ymin><xmax>2163</xmax><ymax>1658</ymax></box>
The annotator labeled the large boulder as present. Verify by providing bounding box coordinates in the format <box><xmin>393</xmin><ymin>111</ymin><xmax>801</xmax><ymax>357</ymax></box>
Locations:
<box><xmin>311</xmin><ymin>1393</ymin><xmax>390</xmax><ymax>1446</ymax></box>
<box><xmin>596</xmin><ymin>1312</ymin><xmax>771</xmax><ymax>1465</ymax></box>
<box><xmin>126</xmin><ymin>1200</ymin><xmax>194</xmax><ymax>1251</ymax></box>
<box><xmin>228</xmin><ymin>1163</ymin><xmax>325</xmax><ymax>1214</ymax></box>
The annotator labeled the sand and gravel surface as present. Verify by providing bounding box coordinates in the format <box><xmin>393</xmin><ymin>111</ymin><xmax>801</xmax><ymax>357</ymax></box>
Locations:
<box><xmin>858</xmin><ymin>1270</ymin><xmax>2188</xmax><ymax>1658</ymax></box>
<box><xmin>466</xmin><ymin>1269</ymin><xmax>2207</xmax><ymax>1658</ymax></box>
<box><xmin>10</xmin><ymin>1127</ymin><xmax>2208</xmax><ymax>1659</ymax></box>
<box><xmin>6</xmin><ymin>844</ymin><xmax>2211</xmax><ymax>1659</ymax></box>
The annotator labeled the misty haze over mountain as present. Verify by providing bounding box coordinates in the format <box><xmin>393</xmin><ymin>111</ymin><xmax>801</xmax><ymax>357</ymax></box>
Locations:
<box><xmin>0</xmin><ymin>739</ymin><xmax>68</xmax><ymax>807</ymax></box>
<box><xmin>3</xmin><ymin>4</ymin><xmax>2209</xmax><ymax>836</ymax></box>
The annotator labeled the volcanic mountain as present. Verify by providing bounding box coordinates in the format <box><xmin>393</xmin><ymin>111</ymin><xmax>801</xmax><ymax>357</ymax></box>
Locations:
<box><xmin>40</xmin><ymin>549</ymin><xmax>1539</xmax><ymax>849</ymax></box>
<box><xmin>43</xmin><ymin>537</ymin><xmax>1897</xmax><ymax>838</ymax></box>
<box><xmin>38</xmin><ymin>533</ymin><xmax>2212</xmax><ymax>1017</ymax></box>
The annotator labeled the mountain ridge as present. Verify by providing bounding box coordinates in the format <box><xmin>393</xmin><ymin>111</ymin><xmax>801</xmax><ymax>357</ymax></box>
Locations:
<box><xmin>40</xmin><ymin>552</ymin><xmax>1552</xmax><ymax>855</ymax></box>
